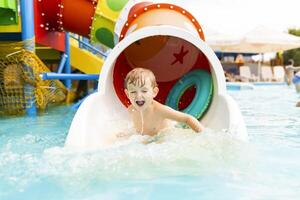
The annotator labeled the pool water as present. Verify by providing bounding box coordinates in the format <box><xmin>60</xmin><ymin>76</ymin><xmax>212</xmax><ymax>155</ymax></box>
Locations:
<box><xmin>1</xmin><ymin>86</ymin><xmax>300</xmax><ymax>200</ymax></box>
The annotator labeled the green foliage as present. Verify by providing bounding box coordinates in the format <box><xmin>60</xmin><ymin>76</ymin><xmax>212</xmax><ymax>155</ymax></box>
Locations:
<box><xmin>289</xmin><ymin>29</ymin><xmax>300</xmax><ymax>36</ymax></box>
<box><xmin>283</xmin><ymin>28</ymin><xmax>300</xmax><ymax>66</ymax></box>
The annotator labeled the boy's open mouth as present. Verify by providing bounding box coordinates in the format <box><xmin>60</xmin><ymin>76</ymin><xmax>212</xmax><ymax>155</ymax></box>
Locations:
<box><xmin>135</xmin><ymin>100</ymin><xmax>145</xmax><ymax>106</ymax></box>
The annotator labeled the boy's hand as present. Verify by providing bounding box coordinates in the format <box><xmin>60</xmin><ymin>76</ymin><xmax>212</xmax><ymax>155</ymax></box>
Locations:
<box><xmin>187</xmin><ymin>116</ymin><xmax>204</xmax><ymax>133</ymax></box>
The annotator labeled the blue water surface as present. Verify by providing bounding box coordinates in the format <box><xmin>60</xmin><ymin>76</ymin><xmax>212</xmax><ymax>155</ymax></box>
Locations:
<box><xmin>1</xmin><ymin>86</ymin><xmax>300</xmax><ymax>200</ymax></box>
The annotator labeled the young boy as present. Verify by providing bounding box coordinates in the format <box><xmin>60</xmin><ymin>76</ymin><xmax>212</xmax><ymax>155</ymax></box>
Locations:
<box><xmin>123</xmin><ymin>68</ymin><xmax>204</xmax><ymax>136</ymax></box>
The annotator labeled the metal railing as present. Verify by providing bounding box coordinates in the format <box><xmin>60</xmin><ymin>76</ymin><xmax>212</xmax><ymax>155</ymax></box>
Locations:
<box><xmin>70</xmin><ymin>34</ymin><xmax>108</xmax><ymax>58</ymax></box>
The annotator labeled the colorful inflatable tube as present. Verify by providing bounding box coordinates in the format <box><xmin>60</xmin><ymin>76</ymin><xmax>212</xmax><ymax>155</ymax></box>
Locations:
<box><xmin>165</xmin><ymin>69</ymin><xmax>213</xmax><ymax>119</ymax></box>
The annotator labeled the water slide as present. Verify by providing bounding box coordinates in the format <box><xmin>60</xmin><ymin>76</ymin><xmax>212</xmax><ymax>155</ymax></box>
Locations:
<box><xmin>69</xmin><ymin>38</ymin><xmax>103</xmax><ymax>74</ymax></box>
<box><xmin>0</xmin><ymin>0</ymin><xmax>20</xmax><ymax>32</ymax></box>
<box><xmin>37</xmin><ymin>0</ymin><xmax>248</xmax><ymax>150</ymax></box>
<box><xmin>34</xmin><ymin>0</ymin><xmax>104</xmax><ymax>74</ymax></box>
<box><xmin>0</xmin><ymin>0</ymin><xmax>18</xmax><ymax>25</ymax></box>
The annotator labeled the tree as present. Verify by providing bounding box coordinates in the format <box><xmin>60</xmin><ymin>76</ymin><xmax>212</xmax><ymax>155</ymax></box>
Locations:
<box><xmin>283</xmin><ymin>28</ymin><xmax>300</xmax><ymax>66</ymax></box>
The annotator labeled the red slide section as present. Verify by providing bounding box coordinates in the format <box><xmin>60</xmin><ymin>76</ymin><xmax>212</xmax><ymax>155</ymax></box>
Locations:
<box><xmin>34</xmin><ymin>0</ymin><xmax>97</xmax><ymax>51</ymax></box>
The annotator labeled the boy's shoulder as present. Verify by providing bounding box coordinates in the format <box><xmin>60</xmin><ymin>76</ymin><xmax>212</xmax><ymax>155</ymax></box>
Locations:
<box><xmin>153</xmin><ymin>100</ymin><xmax>173</xmax><ymax>113</ymax></box>
<box><xmin>153</xmin><ymin>100</ymin><xmax>164</xmax><ymax>109</ymax></box>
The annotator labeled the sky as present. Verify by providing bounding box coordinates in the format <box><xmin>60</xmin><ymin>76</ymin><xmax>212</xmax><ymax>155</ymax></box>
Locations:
<box><xmin>169</xmin><ymin>0</ymin><xmax>300</xmax><ymax>35</ymax></box>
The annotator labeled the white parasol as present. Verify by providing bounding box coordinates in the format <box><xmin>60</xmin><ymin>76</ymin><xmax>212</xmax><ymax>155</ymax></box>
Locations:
<box><xmin>207</xmin><ymin>25</ymin><xmax>300</xmax><ymax>53</ymax></box>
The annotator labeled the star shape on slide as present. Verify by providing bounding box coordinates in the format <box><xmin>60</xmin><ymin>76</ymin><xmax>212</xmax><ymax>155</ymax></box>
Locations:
<box><xmin>171</xmin><ymin>45</ymin><xmax>189</xmax><ymax>65</ymax></box>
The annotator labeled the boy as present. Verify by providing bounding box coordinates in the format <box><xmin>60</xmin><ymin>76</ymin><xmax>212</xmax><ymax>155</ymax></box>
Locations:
<box><xmin>123</xmin><ymin>68</ymin><xmax>204</xmax><ymax>136</ymax></box>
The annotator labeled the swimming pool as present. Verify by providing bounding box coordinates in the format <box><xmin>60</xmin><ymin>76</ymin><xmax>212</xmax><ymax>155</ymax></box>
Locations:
<box><xmin>1</xmin><ymin>86</ymin><xmax>300</xmax><ymax>200</ymax></box>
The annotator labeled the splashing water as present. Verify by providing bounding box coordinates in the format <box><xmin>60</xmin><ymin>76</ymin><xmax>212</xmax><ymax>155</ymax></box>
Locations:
<box><xmin>0</xmin><ymin>122</ymin><xmax>254</xmax><ymax>197</ymax></box>
<box><xmin>139</xmin><ymin>111</ymin><xmax>144</xmax><ymax>135</ymax></box>
<box><xmin>51</xmin><ymin>129</ymin><xmax>253</xmax><ymax>193</ymax></box>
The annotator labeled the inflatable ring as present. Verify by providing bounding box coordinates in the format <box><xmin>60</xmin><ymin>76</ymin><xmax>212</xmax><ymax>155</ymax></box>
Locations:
<box><xmin>165</xmin><ymin>69</ymin><xmax>213</xmax><ymax>119</ymax></box>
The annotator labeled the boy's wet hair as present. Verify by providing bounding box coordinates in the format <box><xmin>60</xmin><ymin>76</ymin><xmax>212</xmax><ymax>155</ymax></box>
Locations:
<box><xmin>125</xmin><ymin>68</ymin><xmax>158</xmax><ymax>89</ymax></box>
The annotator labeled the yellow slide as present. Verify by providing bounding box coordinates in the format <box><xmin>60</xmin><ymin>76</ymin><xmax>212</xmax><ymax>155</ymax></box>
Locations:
<box><xmin>70</xmin><ymin>38</ymin><xmax>104</xmax><ymax>74</ymax></box>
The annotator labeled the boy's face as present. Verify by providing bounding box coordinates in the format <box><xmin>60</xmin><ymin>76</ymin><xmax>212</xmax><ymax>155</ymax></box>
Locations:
<box><xmin>125</xmin><ymin>78</ymin><xmax>158</xmax><ymax>111</ymax></box>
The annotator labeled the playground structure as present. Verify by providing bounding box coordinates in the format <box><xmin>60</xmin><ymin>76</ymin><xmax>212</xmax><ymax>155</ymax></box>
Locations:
<box><xmin>0</xmin><ymin>0</ymin><xmax>106</xmax><ymax>115</ymax></box>
<box><xmin>0</xmin><ymin>46</ymin><xmax>67</xmax><ymax>115</ymax></box>
<box><xmin>0</xmin><ymin>0</ymin><xmax>65</xmax><ymax>115</ymax></box>
<box><xmin>64</xmin><ymin>1</ymin><xmax>248</xmax><ymax>149</ymax></box>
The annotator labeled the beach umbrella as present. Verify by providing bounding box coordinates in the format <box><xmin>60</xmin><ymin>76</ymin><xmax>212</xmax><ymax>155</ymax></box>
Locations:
<box><xmin>206</xmin><ymin>33</ymin><xmax>242</xmax><ymax>51</ymax></box>
<box><xmin>205</xmin><ymin>25</ymin><xmax>300</xmax><ymax>80</ymax></box>
<box><xmin>203</xmin><ymin>25</ymin><xmax>242</xmax><ymax>51</ymax></box>
<box><xmin>211</xmin><ymin>25</ymin><xmax>300</xmax><ymax>53</ymax></box>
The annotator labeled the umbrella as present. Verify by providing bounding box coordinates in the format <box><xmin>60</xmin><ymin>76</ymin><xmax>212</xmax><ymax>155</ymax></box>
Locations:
<box><xmin>203</xmin><ymin>26</ymin><xmax>242</xmax><ymax>51</ymax></box>
<box><xmin>208</xmin><ymin>25</ymin><xmax>300</xmax><ymax>53</ymax></box>
<box><xmin>206</xmin><ymin>33</ymin><xmax>242</xmax><ymax>51</ymax></box>
<box><xmin>205</xmin><ymin>25</ymin><xmax>300</xmax><ymax>81</ymax></box>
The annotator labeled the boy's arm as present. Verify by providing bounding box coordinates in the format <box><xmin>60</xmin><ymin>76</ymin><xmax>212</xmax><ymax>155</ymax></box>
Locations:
<box><xmin>160</xmin><ymin>105</ymin><xmax>204</xmax><ymax>132</ymax></box>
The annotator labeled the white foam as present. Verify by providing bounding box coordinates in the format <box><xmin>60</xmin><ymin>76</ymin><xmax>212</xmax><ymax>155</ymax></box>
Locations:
<box><xmin>43</xmin><ymin>127</ymin><xmax>255</xmax><ymax>187</ymax></box>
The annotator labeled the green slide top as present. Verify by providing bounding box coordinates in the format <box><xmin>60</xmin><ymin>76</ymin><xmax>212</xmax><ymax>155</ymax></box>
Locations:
<box><xmin>0</xmin><ymin>0</ymin><xmax>18</xmax><ymax>25</ymax></box>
